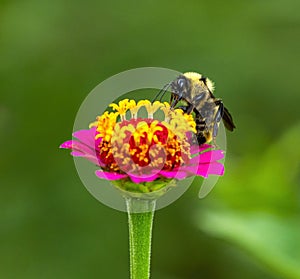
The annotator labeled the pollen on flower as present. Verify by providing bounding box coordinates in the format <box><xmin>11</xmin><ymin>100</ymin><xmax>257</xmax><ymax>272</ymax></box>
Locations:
<box><xmin>137</xmin><ymin>100</ymin><xmax>164</xmax><ymax>118</ymax></box>
<box><xmin>92</xmin><ymin>111</ymin><xmax>118</xmax><ymax>142</ymax></box>
<box><xmin>61</xmin><ymin>95</ymin><xmax>226</xmax><ymax>192</ymax></box>
<box><xmin>92</xmin><ymin>99</ymin><xmax>196</xmax><ymax>175</ymax></box>
<box><xmin>109</xmin><ymin>99</ymin><xmax>136</xmax><ymax>120</ymax></box>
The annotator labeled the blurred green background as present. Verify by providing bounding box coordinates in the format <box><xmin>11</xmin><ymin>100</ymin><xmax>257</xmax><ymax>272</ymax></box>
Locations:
<box><xmin>1</xmin><ymin>0</ymin><xmax>300</xmax><ymax>278</ymax></box>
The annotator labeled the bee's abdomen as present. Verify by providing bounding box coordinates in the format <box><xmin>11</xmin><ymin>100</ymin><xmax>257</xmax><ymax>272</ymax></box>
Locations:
<box><xmin>196</xmin><ymin>120</ymin><xmax>206</xmax><ymax>130</ymax></box>
<box><xmin>195</xmin><ymin>113</ymin><xmax>206</xmax><ymax>128</ymax></box>
<box><xmin>196</xmin><ymin>133</ymin><xmax>207</xmax><ymax>144</ymax></box>
<box><xmin>194</xmin><ymin>113</ymin><xmax>207</xmax><ymax>144</ymax></box>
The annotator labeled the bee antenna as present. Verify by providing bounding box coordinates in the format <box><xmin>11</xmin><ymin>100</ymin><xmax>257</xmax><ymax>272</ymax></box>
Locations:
<box><xmin>152</xmin><ymin>83</ymin><xmax>171</xmax><ymax>103</ymax></box>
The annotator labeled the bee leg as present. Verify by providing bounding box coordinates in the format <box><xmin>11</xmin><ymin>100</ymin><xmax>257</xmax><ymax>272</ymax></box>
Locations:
<box><xmin>214</xmin><ymin>100</ymin><xmax>224</xmax><ymax>123</ymax></box>
<box><xmin>212</xmin><ymin>100</ymin><xmax>224</xmax><ymax>146</ymax></box>
<box><xmin>176</xmin><ymin>105</ymin><xmax>188</xmax><ymax>112</ymax></box>
<box><xmin>186</xmin><ymin>104</ymin><xmax>194</xmax><ymax>114</ymax></box>
<box><xmin>213</xmin><ymin>136</ymin><xmax>219</xmax><ymax>149</ymax></box>
<box><xmin>170</xmin><ymin>97</ymin><xmax>179</xmax><ymax>108</ymax></box>
<box><xmin>212</xmin><ymin>126</ymin><xmax>220</xmax><ymax>148</ymax></box>
<box><xmin>176</xmin><ymin>104</ymin><xmax>194</xmax><ymax>114</ymax></box>
<box><xmin>170</xmin><ymin>94</ymin><xmax>174</xmax><ymax>105</ymax></box>
<box><xmin>171</xmin><ymin>91</ymin><xmax>184</xmax><ymax>108</ymax></box>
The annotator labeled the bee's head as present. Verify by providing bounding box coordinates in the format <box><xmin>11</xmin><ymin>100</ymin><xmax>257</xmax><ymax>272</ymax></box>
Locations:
<box><xmin>171</xmin><ymin>75</ymin><xmax>190</xmax><ymax>101</ymax></box>
<box><xmin>169</xmin><ymin>72</ymin><xmax>215</xmax><ymax>108</ymax></box>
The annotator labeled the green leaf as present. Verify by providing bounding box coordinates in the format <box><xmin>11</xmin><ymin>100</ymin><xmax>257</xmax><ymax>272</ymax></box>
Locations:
<box><xmin>198</xmin><ymin>210</ymin><xmax>300</xmax><ymax>279</ymax></box>
<box><xmin>195</xmin><ymin>122</ymin><xmax>300</xmax><ymax>279</ymax></box>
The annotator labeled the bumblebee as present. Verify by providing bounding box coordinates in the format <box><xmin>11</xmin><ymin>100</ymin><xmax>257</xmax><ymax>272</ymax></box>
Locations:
<box><xmin>154</xmin><ymin>72</ymin><xmax>235</xmax><ymax>145</ymax></box>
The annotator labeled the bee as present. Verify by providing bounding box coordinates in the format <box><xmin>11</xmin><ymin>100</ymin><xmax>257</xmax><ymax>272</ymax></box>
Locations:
<box><xmin>154</xmin><ymin>72</ymin><xmax>235</xmax><ymax>145</ymax></box>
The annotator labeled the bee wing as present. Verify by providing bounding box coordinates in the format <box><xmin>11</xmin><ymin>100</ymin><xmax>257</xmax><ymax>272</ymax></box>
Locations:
<box><xmin>210</xmin><ymin>92</ymin><xmax>236</xmax><ymax>132</ymax></box>
<box><xmin>222</xmin><ymin>106</ymin><xmax>236</xmax><ymax>131</ymax></box>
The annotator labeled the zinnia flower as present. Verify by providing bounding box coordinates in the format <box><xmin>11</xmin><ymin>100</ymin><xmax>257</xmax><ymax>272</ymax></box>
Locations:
<box><xmin>60</xmin><ymin>99</ymin><xmax>224</xmax><ymax>193</ymax></box>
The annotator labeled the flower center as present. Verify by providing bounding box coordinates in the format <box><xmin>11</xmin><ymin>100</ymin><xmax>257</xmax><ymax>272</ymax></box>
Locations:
<box><xmin>90</xmin><ymin>99</ymin><xmax>196</xmax><ymax>175</ymax></box>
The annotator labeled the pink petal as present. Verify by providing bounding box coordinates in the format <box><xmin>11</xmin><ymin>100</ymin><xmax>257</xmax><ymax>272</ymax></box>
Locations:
<box><xmin>199</xmin><ymin>144</ymin><xmax>214</xmax><ymax>151</ymax></box>
<box><xmin>70</xmin><ymin>151</ymin><xmax>100</xmax><ymax>165</ymax></box>
<box><xmin>72</xmin><ymin>140</ymin><xmax>97</xmax><ymax>155</ymax></box>
<box><xmin>60</xmin><ymin>140</ymin><xmax>74</xmax><ymax>149</ymax></box>
<box><xmin>73</xmin><ymin>127</ymin><xmax>97</xmax><ymax>148</ymax></box>
<box><xmin>159</xmin><ymin>170</ymin><xmax>189</xmax><ymax>179</ymax></box>
<box><xmin>60</xmin><ymin>128</ymin><xmax>104</xmax><ymax>166</ymax></box>
<box><xmin>190</xmin><ymin>144</ymin><xmax>213</xmax><ymax>155</ymax></box>
<box><xmin>196</xmin><ymin>162</ymin><xmax>225</xmax><ymax>178</ymax></box>
<box><xmin>129</xmin><ymin>174</ymin><xmax>159</xmax><ymax>184</ymax></box>
<box><xmin>182</xmin><ymin>161</ymin><xmax>224</xmax><ymax>178</ymax></box>
<box><xmin>190</xmin><ymin>149</ymin><xmax>224</xmax><ymax>164</ymax></box>
<box><xmin>60</xmin><ymin>139</ymin><xmax>100</xmax><ymax>164</ymax></box>
<box><xmin>95</xmin><ymin>170</ymin><xmax>127</xmax><ymax>180</ymax></box>
<box><xmin>70</xmin><ymin>151</ymin><xmax>85</xmax><ymax>156</ymax></box>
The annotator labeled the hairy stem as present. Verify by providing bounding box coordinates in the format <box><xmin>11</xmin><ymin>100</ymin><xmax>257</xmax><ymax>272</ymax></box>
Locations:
<box><xmin>126</xmin><ymin>198</ymin><xmax>156</xmax><ymax>279</ymax></box>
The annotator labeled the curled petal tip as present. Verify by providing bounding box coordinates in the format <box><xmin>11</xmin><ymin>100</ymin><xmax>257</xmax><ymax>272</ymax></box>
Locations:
<box><xmin>60</xmin><ymin>140</ymin><xmax>73</xmax><ymax>149</ymax></box>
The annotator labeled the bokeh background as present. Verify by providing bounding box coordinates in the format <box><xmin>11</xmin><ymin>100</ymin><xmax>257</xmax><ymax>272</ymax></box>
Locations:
<box><xmin>1</xmin><ymin>0</ymin><xmax>300</xmax><ymax>278</ymax></box>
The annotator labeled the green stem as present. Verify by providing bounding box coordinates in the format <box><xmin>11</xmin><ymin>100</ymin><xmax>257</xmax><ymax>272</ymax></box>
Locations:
<box><xmin>126</xmin><ymin>198</ymin><xmax>156</xmax><ymax>279</ymax></box>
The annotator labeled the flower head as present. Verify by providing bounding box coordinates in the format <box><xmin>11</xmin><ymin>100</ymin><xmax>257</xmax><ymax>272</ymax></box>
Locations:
<box><xmin>60</xmin><ymin>99</ymin><xmax>224</xmax><ymax>193</ymax></box>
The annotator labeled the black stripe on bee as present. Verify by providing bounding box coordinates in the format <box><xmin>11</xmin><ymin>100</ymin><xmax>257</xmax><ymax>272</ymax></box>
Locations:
<box><xmin>199</xmin><ymin>76</ymin><xmax>207</xmax><ymax>83</ymax></box>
